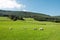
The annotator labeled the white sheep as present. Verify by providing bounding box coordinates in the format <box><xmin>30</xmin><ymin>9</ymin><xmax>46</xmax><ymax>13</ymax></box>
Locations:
<box><xmin>9</xmin><ymin>27</ymin><xmax>13</xmax><ymax>30</ymax></box>
<box><xmin>33</xmin><ymin>28</ymin><xmax>37</xmax><ymax>30</ymax></box>
<box><xmin>39</xmin><ymin>27</ymin><xmax>44</xmax><ymax>30</ymax></box>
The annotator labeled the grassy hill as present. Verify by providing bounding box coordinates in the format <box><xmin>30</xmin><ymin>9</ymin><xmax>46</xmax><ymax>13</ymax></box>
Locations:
<box><xmin>0</xmin><ymin>10</ymin><xmax>60</xmax><ymax>22</ymax></box>
<box><xmin>0</xmin><ymin>17</ymin><xmax>60</xmax><ymax>40</ymax></box>
<box><xmin>0</xmin><ymin>10</ymin><xmax>50</xmax><ymax>17</ymax></box>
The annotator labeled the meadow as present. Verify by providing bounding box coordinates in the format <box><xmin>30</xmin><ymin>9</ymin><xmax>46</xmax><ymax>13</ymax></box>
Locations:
<box><xmin>0</xmin><ymin>17</ymin><xmax>60</xmax><ymax>40</ymax></box>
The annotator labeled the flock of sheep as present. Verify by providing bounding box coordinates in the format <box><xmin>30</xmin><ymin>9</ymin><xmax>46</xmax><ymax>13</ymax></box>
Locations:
<box><xmin>9</xmin><ymin>27</ymin><xmax>44</xmax><ymax>31</ymax></box>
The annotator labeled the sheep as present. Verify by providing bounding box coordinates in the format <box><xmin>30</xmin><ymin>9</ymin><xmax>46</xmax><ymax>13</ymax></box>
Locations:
<box><xmin>9</xmin><ymin>27</ymin><xmax>13</xmax><ymax>30</ymax></box>
<box><xmin>23</xmin><ymin>27</ymin><xmax>27</xmax><ymax>29</ymax></box>
<box><xmin>39</xmin><ymin>27</ymin><xmax>44</xmax><ymax>30</ymax></box>
<box><xmin>33</xmin><ymin>28</ymin><xmax>37</xmax><ymax>30</ymax></box>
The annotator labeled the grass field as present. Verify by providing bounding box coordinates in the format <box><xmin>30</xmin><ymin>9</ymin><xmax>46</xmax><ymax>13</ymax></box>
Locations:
<box><xmin>0</xmin><ymin>17</ymin><xmax>60</xmax><ymax>40</ymax></box>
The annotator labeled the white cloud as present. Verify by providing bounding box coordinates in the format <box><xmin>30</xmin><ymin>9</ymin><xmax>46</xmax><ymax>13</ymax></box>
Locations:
<box><xmin>22</xmin><ymin>9</ymin><xmax>27</xmax><ymax>11</ymax></box>
<box><xmin>0</xmin><ymin>0</ymin><xmax>26</xmax><ymax>11</ymax></box>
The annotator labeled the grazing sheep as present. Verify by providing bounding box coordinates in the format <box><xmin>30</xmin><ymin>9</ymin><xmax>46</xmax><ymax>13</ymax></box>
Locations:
<box><xmin>33</xmin><ymin>28</ymin><xmax>37</xmax><ymax>30</ymax></box>
<box><xmin>9</xmin><ymin>27</ymin><xmax>13</xmax><ymax>30</ymax></box>
<box><xmin>39</xmin><ymin>27</ymin><xmax>44</xmax><ymax>30</ymax></box>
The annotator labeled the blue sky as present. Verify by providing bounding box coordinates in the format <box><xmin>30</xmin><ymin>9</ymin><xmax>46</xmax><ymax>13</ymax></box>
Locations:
<box><xmin>0</xmin><ymin>0</ymin><xmax>60</xmax><ymax>16</ymax></box>
<box><xmin>17</xmin><ymin>0</ymin><xmax>60</xmax><ymax>16</ymax></box>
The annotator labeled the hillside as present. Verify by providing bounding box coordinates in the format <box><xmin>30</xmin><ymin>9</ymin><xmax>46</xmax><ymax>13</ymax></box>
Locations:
<box><xmin>0</xmin><ymin>10</ymin><xmax>50</xmax><ymax>17</ymax></box>
<box><xmin>0</xmin><ymin>10</ymin><xmax>60</xmax><ymax>22</ymax></box>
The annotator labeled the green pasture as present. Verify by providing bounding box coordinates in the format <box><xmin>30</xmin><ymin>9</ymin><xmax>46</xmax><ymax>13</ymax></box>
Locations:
<box><xmin>0</xmin><ymin>17</ymin><xmax>60</xmax><ymax>40</ymax></box>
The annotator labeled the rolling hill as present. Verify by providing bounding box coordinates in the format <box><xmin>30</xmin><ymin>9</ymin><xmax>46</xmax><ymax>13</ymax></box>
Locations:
<box><xmin>0</xmin><ymin>10</ymin><xmax>60</xmax><ymax>22</ymax></box>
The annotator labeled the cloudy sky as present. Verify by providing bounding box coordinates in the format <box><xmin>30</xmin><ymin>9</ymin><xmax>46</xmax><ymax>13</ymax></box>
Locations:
<box><xmin>0</xmin><ymin>0</ymin><xmax>60</xmax><ymax>16</ymax></box>
<box><xmin>0</xmin><ymin>0</ymin><xmax>26</xmax><ymax>11</ymax></box>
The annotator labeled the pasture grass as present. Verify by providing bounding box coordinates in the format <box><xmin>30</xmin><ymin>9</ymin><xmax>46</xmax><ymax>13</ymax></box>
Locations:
<box><xmin>0</xmin><ymin>17</ymin><xmax>60</xmax><ymax>40</ymax></box>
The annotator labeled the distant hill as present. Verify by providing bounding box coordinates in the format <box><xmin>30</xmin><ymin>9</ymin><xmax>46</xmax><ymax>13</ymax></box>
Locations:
<box><xmin>0</xmin><ymin>10</ymin><xmax>60</xmax><ymax>23</ymax></box>
<box><xmin>0</xmin><ymin>10</ymin><xmax>50</xmax><ymax>17</ymax></box>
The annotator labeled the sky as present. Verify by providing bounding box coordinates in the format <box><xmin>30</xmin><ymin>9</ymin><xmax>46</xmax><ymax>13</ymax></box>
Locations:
<box><xmin>0</xmin><ymin>0</ymin><xmax>60</xmax><ymax>16</ymax></box>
